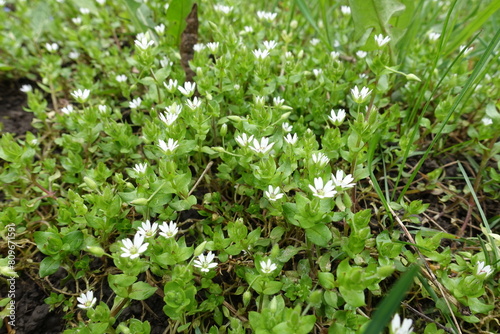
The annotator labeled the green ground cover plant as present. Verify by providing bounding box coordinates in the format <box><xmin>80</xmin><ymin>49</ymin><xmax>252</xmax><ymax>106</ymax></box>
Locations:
<box><xmin>0</xmin><ymin>0</ymin><xmax>499</xmax><ymax>333</ymax></box>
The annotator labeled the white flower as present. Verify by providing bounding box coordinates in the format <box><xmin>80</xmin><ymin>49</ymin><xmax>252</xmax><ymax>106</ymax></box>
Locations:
<box><xmin>158</xmin><ymin>138</ymin><xmax>179</xmax><ymax>153</ymax></box>
<box><xmin>253</xmin><ymin>48</ymin><xmax>270</xmax><ymax>60</ymax></box>
<box><xmin>476</xmin><ymin>261</ymin><xmax>493</xmax><ymax>278</ymax></box>
<box><xmin>311</xmin><ymin>152</ymin><xmax>329</xmax><ymax>166</ymax></box>
<box><xmin>120</xmin><ymin>233</ymin><xmax>149</xmax><ymax>259</ymax></box>
<box><xmin>310</xmin><ymin>38</ymin><xmax>320</xmax><ymax>46</ymax></box>
<box><xmin>72</xmin><ymin>17</ymin><xmax>82</xmax><ymax>25</ymax></box>
<box><xmin>273</xmin><ymin>97</ymin><xmax>285</xmax><ymax>107</ymax></box>
<box><xmin>79</xmin><ymin>7</ymin><xmax>90</xmax><ymax>15</ymax></box>
<box><xmin>282</xmin><ymin>122</ymin><xmax>292</xmax><ymax>132</ymax></box>
<box><xmin>159</xmin><ymin>221</ymin><xmax>179</xmax><ymax>238</ymax></box>
<box><xmin>249</xmin><ymin>137</ymin><xmax>274</xmax><ymax>154</ymax></box>
<box><xmin>194</xmin><ymin>251</ymin><xmax>218</xmax><ymax>272</ymax></box>
<box><xmin>20</xmin><ymin>85</ymin><xmax>32</xmax><ymax>93</ymax></box>
<box><xmin>206</xmin><ymin>42</ymin><xmax>219</xmax><ymax>52</ymax></box>
<box><xmin>428</xmin><ymin>32</ymin><xmax>441</xmax><ymax>42</ymax></box>
<box><xmin>374</xmin><ymin>34</ymin><xmax>391</xmax><ymax>47</ymax></box>
<box><xmin>185</xmin><ymin>97</ymin><xmax>202</xmax><ymax>110</ymax></box>
<box><xmin>309</xmin><ymin>177</ymin><xmax>337</xmax><ymax>199</ymax></box>
<box><xmin>178</xmin><ymin>81</ymin><xmax>196</xmax><ymax>97</ymax></box>
<box><xmin>159</xmin><ymin>112</ymin><xmax>178</xmax><ymax>126</ymax></box>
<box><xmin>313</xmin><ymin>69</ymin><xmax>323</xmax><ymax>77</ymax></box>
<box><xmin>264</xmin><ymin>186</ymin><xmax>284</xmax><ymax>201</ymax></box>
<box><xmin>132</xmin><ymin>163</ymin><xmax>147</xmax><ymax>175</ymax></box>
<box><xmin>260</xmin><ymin>259</ymin><xmax>277</xmax><ymax>274</ymax></box>
<box><xmin>71</xmin><ymin>89</ymin><xmax>90</xmax><ymax>102</ymax></box>
<box><xmin>331</xmin><ymin>170</ymin><xmax>355</xmax><ymax>190</ymax></box>
<box><xmin>160</xmin><ymin>57</ymin><xmax>173</xmax><ymax>68</ymax></box>
<box><xmin>340</xmin><ymin>5</ymin><xmax>351</xmax><ymax>15</ymax></box>
<box><xmin>69</xmin><ymin>51</ymin><xmax>80</xmax><ymax>59</ymax></box>
<box><xmin>235</xmin><ymin>133</ymin><xmax>254</xmax><ymax>147</ymax></box>
<box><xmin>284</xmin><ymin>133</ymin><xmax>298</xmax><ymax>145</ymax></box>
<box><xmin>135</xmin><ymin>32</ymin><xmax>155</xmax><ymax>50</ymax></box>
<box><xmin>98</xmin><ymin>105</ymin><xmax>107</xmax><ymax>113</ymax></box>
<box><xmin>77</xmin><ymin>291</ymin><xmax>97</xmax><ymax>309</ymax></box>
<box><xmin>330</xmin><ymin>51</ymin><xmax>340</xmax><ymax>60</ymax></box>
<box><xmin>459</xmin><ymin>45</ymin><xmax>473</xmax><ymax>56</ymax></box>
<box><xmin>154</xmin><ymin>23</ymin><xmax>165</xmax><ymax>35</ymax></box>
<box><xmin>61</xmin><ymin>104</ymin><xmax>74</xmax><ymax>114</ymax></box>
<box><xmin>328</xmin><ymin>109</ymin><xmax>346</xmax><ymax>125</ymax></box>
<box><xmin>351</xmin><ymin>85</ymin><xmax>372</xmax><ymax>104</ymax></box>
<box><xmin>45</xmin><ymin>42</ymin><xmax>59</xmax><ymax>52</ymax></box>
<box><xmin>243</xmin><ymin>26</ymin><xmax>254</xmax><ymax>33</ymax></box>
<box><xmin>165</xmin><ymin>103</ymin><xmax>182</xmax><ymax>115</ymax></box>
<box><xmin>137</xmin><ymin>220</ymin><xmax>158</xmax><ymax>238</ymax></box>
<box><xmin>263</xmin><ymin>40</ymin><xmax>278</xmax><ymax>50</ymax></box>
<box><xmin>193</xmin><ymin>43</ymin><xmax>206</xmax><ymax>52</ymax></box>
<box><xmin>214</xmin><ymin>4</ymin><xmax>233</xmax><ymax>14</ymax></box>
<box><xmin>481</xmin><ymin>117</ymin><xmax>493</xmax><ymax>126</ymax></box>
<box><xmin>116</xmin><ymin>74</ymin><xmax>127</xmax><ymax>83</ymax></box>
<box><xmin>163</xmin><ymin>78</ymin><xmax>178</xmax><ymax>92</ymax></box>
<box><xmin>96</xmin><ymin>0</ymin><xmax>106</xmax><ymax>5</ymax></box>
<box><xmin>390</xmin><ymin>314</ymin><xmax>413</xmax><ymax>334</ymax></box>
<box><xmin>129</xmin><ymin>97</ymin><xmax>142</xmax><ymax>109</ymax></box>
<box><xmin>356</xmin><ymin>50</ymin><xmax>367</xmax><ymax>58</ymax></box>
<box><xmin>254</xmin><ymin>95</ymin><xmax>265</xmax><ymax>106</ymax></box>
<box><xmin>256</xmin><ymin>10</ymin><xmax>277</xmax><ymax>22</ymax></box>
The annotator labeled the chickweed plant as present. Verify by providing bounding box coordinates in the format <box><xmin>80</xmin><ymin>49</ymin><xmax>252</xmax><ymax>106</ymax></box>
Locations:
<box><xmin>0</xmin><ymin>0</ymin><xmax>499</xmax><ymax>333</ymax></box>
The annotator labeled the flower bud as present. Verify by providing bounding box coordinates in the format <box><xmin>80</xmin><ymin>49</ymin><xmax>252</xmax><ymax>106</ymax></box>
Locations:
<box><xmin>220</xmin><ymin>123</ymin><xmax>228</xmax><ymax>137</ymax></box>
<box><xmin>243</xmin><ymin>291</ymin><xmax>252</xmax><ymax>307</ymax></box>
<box><xmin>83</xmin><ymin>176</ymin><xmax>98</xmax><ymax>191</ymax></box>
<box><xmin>86</xmin><ymin>246</ymin><xmax>106</xmax><ymax>257</ymax></box>
<box><xmin>194</xmin><ymin>241</ymin><xmax>207</xmax><ymax>256</ymax></box>
<box><xmin>130</xmin><ymin>198</ymin><xmax>149</xmax><ymax>205</ymax></box>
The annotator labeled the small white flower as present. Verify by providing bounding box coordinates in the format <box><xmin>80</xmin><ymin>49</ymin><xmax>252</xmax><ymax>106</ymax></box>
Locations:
<box><xmin>263</xmin><ymin>40</ymin><xmax>278</xmax><ymax>50</ymax></box>
<box><xmin>178</xmin><ymin>81</ymin><xmax>196</xmax><ymax>97</ymax></box>
<box><xmin>273</xmin><ymin>97</ymin><xmax>285</xmax><ymax>107</ymax></box>
<box><xmin>476</xmin><ymin>261</ymin><xmax>493</xmax><ymax>278</ymax></box>
<box><xmin>340</xmin><ymin>5</ymin><xmax>351</xmax><ymax>15</ymax></box>
<box><xmin>309</xmin><ymin>177</ymin><xmax>337</xmax><ymax>199</ymax></box>
<box><xmin>116</xmin><ymin>74</ymin><xmax>127</xmax><ymax>83</ymax></box>
<box><xmin>193</xmin><ymin>43</ymin><xmax>206</xmax><ymax>52</ymax></box>
<box><xmin>356</xmin><ymin>50</ymin><xmax>367</xmax><ymax>58</ymax></box>
<box><xmin>193</xmin><ymin>251</ymin><xmax>218</xmax><ymax>272</ymax></box>
<box><xmin>264</xmin><ymin>186</ymin><xmax>284</xmax><ymax>202</ymax></box>
<box><xmin>249</xmin><ymin>137</ymin><xmax>274</xmax><ymax>154</ymax></box>
<box><xmin>69</xmin><ymin>51</ymin><xmax>80</xmax><ymax>59</ymax></box>
<box><xmin>129</xmin><ymin>97</ymin><xmax>142</xmax><ymax>109</ymax></box>
<box><xmin>311</xmin><ymin>152</ymin><xmax>329</xmax><ymax>166</ymax></box>
<box><xmin>282</xmin><ymin>122</ymin><xmax>292</xmax><ymax>132</ymax></box>
<box><xmin>285</xmin><ymin>51</ymin><xmax>294</xmax><ymax>59</ymax></box>
<box><xmin>20</xmin><ymin>84</ymin><xmax>32</xmax><ymax>93</ymax></box>
<box><xmin>77</xmin><ymin>291</ymin><xmax>97</xmax><ymax>309</ymax></box>
<box><xmin>351</xmin><ymin>85</ymin><xmax>372</xmax><ymax>104</ymax></box>
<box><xmin>310</xmin><ymin>38</ymin><xmax>320</xmax><ymax>46</ymax></box>
<box><xmin>72</xmin><ymin>17</ymin><xmax>82</xmax><ymax>25</ymax></box>
<box><xmin>331</xmin><ymin>170</ymin><xmax>355</xmax><ymax>190</ymax></box>
<box><xmin>374</xmin><ymin>34</ymin><xmax>391</xmax><ymax>47</ymax></box>
<box><xmin>163</xmin><ymin>78</ymin><xmax>178</xmax><ymax>92</ymax></box>
<box><xmin>253</xmin><ymin>48</ymin><xmax>270</xmax><ymax>60</ymax></box>
<box><xmin>256</xmin><ymin>10</ymin><xmax>277</xmax><ymax>22</ymax></box>
<box><xmin>390</xmin><ymin>314</ymin><xmax>413</xmax><ymax>334</ymax></box>
<box><xmin>159</xmin><ymin>221</ymin><xmax>179</xmax><ymax>238</ymax></box>
<box><xmin>165</xmin><ymin>103</ymin><xmax>182</xmax><ymax>115</ymax></box>
<box><xmin>284</xmin><ymin>133</ymin><xmax>298</xmax><ymax>145</ymax></box>
<box><xmin>154</xmin><ymin>23</ymin><xmax>165</xmax><ymax>35</ymax></box>
<box><xmin>206</xmin><ymin>42</ymin><xmax>219</xmax><ymax>52</ymax></box>
<box><xmin>459</xmin><ymin>45</ymin><xmax>473</xmax><ymax>56</ymax></box>
<box><xmin>98</xmin><ymin>105</ymin><xmax>107</xmax><ymax>113</ymax></box>
<box><xmin>214</xmin><ymin>4</ymin><xmax>233</xmax><ymax>14</ymax></box>
<box><xmin>330</xmin><ymin>51</ymin><xmax>340</xmax><ymax>60</ymax></box>
<box><xmin>45</xmin><ymin>43</ymin><xmax>59</xmax><ymax>53</ymax></box>
<box><xmin>71</xmin><ymin>89</ymin><xmax>90</xmax><ymax>102</ymax></box>
<box><xmin>260</xmin><ymin>259</ymin><xmax>278</xmax><ymax>274</ymax></box>
<box><xmin>135</xmin><ymin>32</ymin><xmax>155</xmax><ymax>50</ymax></box>
<box><xmin>428</xmin><ymin>32</ymin><xmax>441</xmax><ymax>42</ymax></box>
<box><xmin>254</xmin><ymin>95</ymin><xmax>265</xmax><ymax>107</ymax></box>
<box><xmin>79</xmin><ymin>7</ymin><xmax>90</xmax><ymax>15</ymax></box>
<box><xmin>120</xmin><ymin>233</ymin><xmax>149</xmax><ymax>259</ymax></box>
<box><xmin>159</xmin><ymin>112</ymin><xmax>179</xmax><ymax>126</ymax></box>
<box><xmin>158</xmin><ymin>138</ymin><xmax>179</xmax><ymax>153</ymax></box>
<box><xmin>61</xmin><ymin>104</ymin><xmax>74</xmax><ymax>114</ymax></box>
<box><xmin>235</xmin><ymin>133</ymin><xmax>254</xmax><ymax>147</ymax></box>
<box><xmin>328</xmin><ymin>109</ymin><xmax>346</xmax><ymax>125</ymax></box>
<box><xmin>183</xmin><ymin>97</ymin><xmax>201</xmax><ymax>110</ymax></box>
<box><xmin>160</xmin><ymin>57</ymin><xmax>173</xmax><ymax>68</ymax></box>
<box><xmin>137</xmin><ymin>220</ymin><xmax>158</xmax><ymax>238</ymax></box>
<box><xmin>312</xmin><ymin>69</ymin><xmax>323</xmax><ymax>77</ymax></box>
<box><xmin>243</xmin><ymin>26</ymin><xmax>254</xmax><ymax>33</ymax></box>
<box><xmin>481</xmin><ymin>117</ymin><xmax>493</xmax><ymax>126</ymax></box>
<box><xmin>132</xmin><ymin>162</ymin><xmax>147</xmax><ymax>175</ymax></box>
<box><xmin>96</xmin><ymin>0</ymin><xmax>106</xmax><ymax>5</ymax></box>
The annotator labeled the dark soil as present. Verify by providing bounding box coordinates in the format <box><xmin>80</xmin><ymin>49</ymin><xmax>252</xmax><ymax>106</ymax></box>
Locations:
<box><xmin>0</xmin><ymin>80</ymin><xmax>34</xmax><ymax>136</ymax></box>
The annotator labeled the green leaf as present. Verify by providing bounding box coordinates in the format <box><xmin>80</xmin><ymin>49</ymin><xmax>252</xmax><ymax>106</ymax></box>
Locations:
<box><xmin>305</xmin><ymin>224</ymin><xmax>332</xmax><ymax>247</ymax></box>
<box><xmin>61</xmin><ymin>231</ymin><xmax>84</xmax><ymax>252</ymax></box>
<box><xmin>165</xmin><ymin>0</ymin><xmax>195</xmax><ymax>46</ymax></box>
<box><xmin>129</xmin><ymin>282</ymin><xmax>158</xmax><ymax>300</ymax></box>
<box><xmin>318</xmin><ymin>272</ymin><xmax>335</xmax><ymax>290</ymax></box>
<box><xmin>120</xmin><ymin>0</ymin><xmax>153</xmax><ymax>33</ymax></box>
<box><xmin>339</xmin><ymin>287</ymin><xmax>365</xmax><ymax>307</ymax></box>
<box><xmin>349</xmin><ymin>0</ymin><xmax>406</xmax><ymax>40</ymax></box>
<box><xmin>39</xmin><ymin>257</ymin><xmax>61</xmax><ymax>278</ymax></box>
